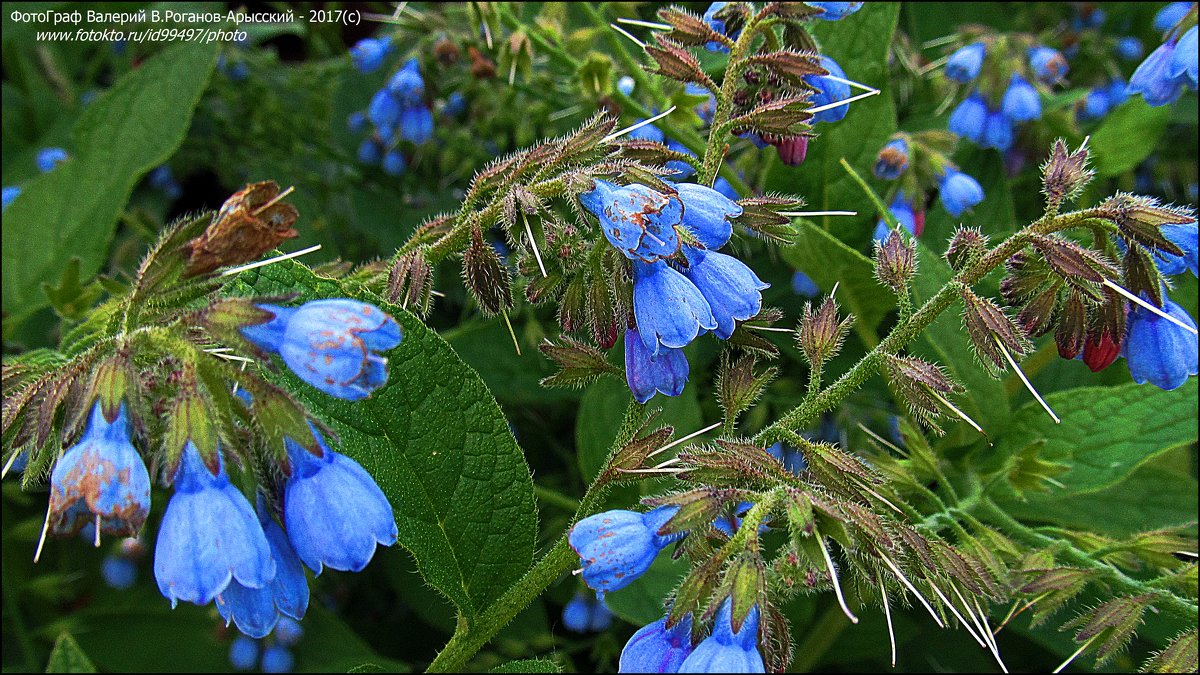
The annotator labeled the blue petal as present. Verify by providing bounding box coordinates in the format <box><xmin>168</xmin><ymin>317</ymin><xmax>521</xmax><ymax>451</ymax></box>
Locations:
<box><xmin>1125</xmin><ymin>298</ymin><xmax>1199</xmax><ymax>391</ymax></box>
<box><xmin>633</xmin><ymin>260</ymin><xmax>716</xmax><ymax>352</ymax></box>
<box><xmin>241</xmin><ymin>305</ymin><xmax>297</xmax><ymax>353</ymax></box>
<box><xmin>625</xmin><ymin>327</ymin><xmax>689</xmax><ymax>404</ymax></box>
<box><xmin>620</xmin><ymin>615</ymin><xmax>695</xmax><ymax>673</ymax></box>
<box><xmin>676</xmin><ymin>183</ymin><xmax>742</xmax><ymax>249</ymax></box>
<box><xmin>582</xmin><ymin>181</ymin><xmax>684</xmax><ymax>261</ymax></box>
<box><xmin>283</xmin><ymin>436</ymin><xmax>397</xmax><ymax>574</ymax></box>
<box><xmin>154</xmin><ymin>443</ymin><xmax>275</xmax><ymax>607</ymax></box>
<box><xmin>216</xmin><ymin>579</ymin><xmax>280</xmax><ymax>639</ymax></box>
<box><xmin>681</xmin><ymin>249</ymin><xmax>769</xmax><ymax>339</ymax></box>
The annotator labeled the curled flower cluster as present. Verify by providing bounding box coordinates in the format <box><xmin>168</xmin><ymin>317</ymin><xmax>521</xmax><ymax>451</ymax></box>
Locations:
<box><xmin>944</xmin><ymin>41</ymin><xmax>1058</xmax><ymax>152</ymax></box>
<box><xmin>349</xmin><ymin>57</ymin><xmax>435</xmax><ymax>175</ymax></box>
<box><xmin>580</xmin><ymin>180</ymin><xmax>767</xmax><ymax>403</ymax></box>
<box><xmin>39</xmin><ymin>299</ymin><xmax>402</xmax><ymax>639</ymax></box>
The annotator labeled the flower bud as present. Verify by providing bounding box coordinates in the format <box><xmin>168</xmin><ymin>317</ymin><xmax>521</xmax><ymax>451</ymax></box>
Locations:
<box><xmin>946</xmin><ymin>227</ymin><xmax>989</xmax><ymax>271</ymax></box>
<box><xmin>874</xmin><ymin>229</ymin><xmax>916</xmax><ymax>294</ymax></box>
<box><xmin>798</xmin><ymin>296</ymin><xmax>853</xmax><ymax>367</ymax></box>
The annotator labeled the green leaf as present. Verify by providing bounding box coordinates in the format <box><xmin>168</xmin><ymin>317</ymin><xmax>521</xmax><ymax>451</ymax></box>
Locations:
<box><xmin>45</xmin><ymin>633</ymin><xmax>96</xmax><ymax>674</ymax></box>
<box><xmin>781</xmin><ymin>221</ymin><xmax>896</xmax><ymax>337</ymax></box>
<box><xmin>991</xmin><ymin>380</ymin><xmax>1198</xmax><ymax>496</ymax></box>
<box><xmin>1003</xmin><ymin>448</ymin><xmax>1199</xmax><ymax>537</ymax></box>
<box><xmin>236</xmin><ymin>260</ymin><xmax>537</xmax><ymax>619</ymax></box>
<box><xmin>2</xmin><ymin>42</ymin><xmax>219</xmax><ymax>326</ymax></box>
<box><xmin>909</xmin><ymin>243</ymin><xmax>1010</xmax><ymax>436</ymax></box>
<box><xmin>1090</xmin><ymin>98</ymin><xmax>1172</xmax><ymax>177</ymax></box>
<box><xmin>489</xmin><ymin>658</ymin><xmax>562</xmax><ymax>673</ymax></box>
<box><xmin>575</xmin><ymin>376</ymin><xmax>701</xmax><ymax>483</ymax></box>
<box><xmin>764</xmin><ymin>2</ymin><xmax>900</xmax><ymax>252</ymax></box>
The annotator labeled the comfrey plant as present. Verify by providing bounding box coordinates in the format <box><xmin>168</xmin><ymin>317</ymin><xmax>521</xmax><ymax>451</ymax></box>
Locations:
<box><xmin>2</xmin><ymin>181</ymin><xmax>399</xmax><ymax>640</ymax></box>
<box><xmin>346</xmin><ymin>4</ymin><xmax>1197</xmax><ymax>674</ymax></box>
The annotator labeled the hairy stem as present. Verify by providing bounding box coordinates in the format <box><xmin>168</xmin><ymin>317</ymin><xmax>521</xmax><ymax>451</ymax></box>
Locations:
<box><xmin>427</xmin><ymin>399</ymin><xmax>649</xmax><ymax>672</ymax></box>
<box><xmin>976</xmin><ymin>499</ymin><xmax>1199</xmax><ymax>625</ymax></box>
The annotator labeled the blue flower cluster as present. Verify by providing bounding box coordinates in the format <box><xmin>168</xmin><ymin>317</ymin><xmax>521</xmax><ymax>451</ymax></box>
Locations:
<box><xmin>580</xmin><ymin>180</ymin><xmax>767</xmax><ymax>403</ymax></box>
<box><xmin>1129</xmin><ymin>26</ymin><xmax>1197</xmax><ymax>107</ymax></box>
<box><xmin>349</xmin><ymin>58</ymin><xmax>435</xmax><ymax>175</ymax></box>
<box><xmin>944</xmin><ymin>41</ymin><xmax>1057</xmax><ymax>152</ymax></box>
<box><xmin>43</xmin><ymin>299</ymin><xmax>401</xmax><ymax>640</ymax></box>
<box><xmin>621</xmin><ymin>599</ymin><xmax>766</xmax><ymax>673</ymax></box>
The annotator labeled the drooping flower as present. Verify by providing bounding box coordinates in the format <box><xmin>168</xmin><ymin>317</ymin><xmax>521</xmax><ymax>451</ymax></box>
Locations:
<box><xmin>676</xmin><ymin>182</ymin><xmax>742</xmax><ymax>249</ymax></box>
<box><xmin>568</xmin><ymin>505</ymin><xmax>684</xmax><ymax>594</ymax></box>
<box><xmin>101</xmin><ymin>554</ymin><xmax>138</xmax><ymax>590</ymax></box>
<box><xmin>274</xmin><ymin>617</ymin><xmax>304</xmax><ymax>646</ymax></box>
<box><xmin>1028</xmin><ymin>46</ymin><xmax>1068</xmax><ymax>84</ymax></box>
<box><xmin>1079</xmin><ymin>86</ymin><xmax>1113</xmax><ymax>121</ymax></box>
<box><xmin>36</xmin><ymin>147</ymin><xmax>69</xmax><ymax>173</ymax></box>
<box><xmin>1171</xmin><ymin>26</ymin><xmax>1198</xmax><ymax>88</ymax></box>
<box><xmin>804</xmin><ymin>2</ymin><xmax>863</xmax><ymax>21</ymax></box>
<box><xmin>945</xmin><ymin>42</ymin><xmax>986</xmax><ymax>83</ymax></box>
<box><xmin>803</xmin><ymin>56</ymin><xmax>852</xmax><ymax>124</ymax></box>
<box><xmin>154</xmin><ymin>442</ymin><xmax>276</xmax><ymax>607</ymax></box>
<box><xmin>939</xmin><ymin>169</ymin><xmax>985</xmax><ymax>217</ymax></box>
<box><xmin>632</xmin><ymin>259</ymin><xmax>717</xmax><ymax>353</ymax></box>
<box><xmin>1124</xmin><ymin>297</ymin><xmax>1199</xmax><ymax>391</ymax></box>
<box><xmin>368</xmin><ymin>89</ymin><xmax>402</xmax><ymax>132</ymax></box>
<box><xmin>48</xmin><ymin>402</ymin><xmax>151</xmax><ymax>537</ymax></box>
<box><xmin>241</xmin><ymin>299</ymin><xmax>403</xmax><ymax>401</ymax></box>
<box><xmin>562</xmin><ymin>592</ymin><xmax>614</xmax><ymax>633</ymax></box>
<box><xmin>873</xmin><ymin>137</ymin><xmax>909</xmax><ymax>180</ymax></box>
<box><xmin>215</xmin><ymin>496</ymin><xmax>310</xmax><ymax>639</ymax></box>
<box><xmin>703</xmin><ymin>2</ymin><xmax>741</xmax><ymax>52</ymax></box>
<box><xmin>357</xmin><ymin>137</ymin><xmax>383</xmax><ymax>165</ymax></box>
<box><xmin>678</xmin><ymin>599</ymin><xmax>766</xmax><ymax>673</ymax></box>
<box><xmin>792</xmin><ymin>270</ymin><xmax>820</xmax><ymax>298</ymax></box>
<box><xmin>617</xmin><ymin>75</ymin><xmax>636</xmax><ymax>96</ymax></box>
<box><xmin>620</xmin><ymin>614</ymin><xmax>695</xmax><ymax>673</ymax></box>
<box><xmin>1154</xmin><ymin>2</ymin><xmax>1193</xmax><ymax>33</ymax></box>
<box><xmin>579</xmin><ymin>179</ymin><xmax>683</xmax><ymax>261</ymax></box>
<box><xmin>1116</xmin><ymin>36</ymin><xmax>1144</xmax><ymax>61</ymax></box>
<box><xmin>680</xmin><ymin>248</ymin><xmax>769</xmax><ymax>340</ymax></box>
<box><xmin>713</xmin><ymin>176</ymin><xmax>739</xmax><ymax>202</ymax></box>
<box><xmin>872</xmin><ymin>193</ymin><xmax>918</xmax><ymax>243</ymax></box>
<box><xmin>1001</xmin><ymin>74</ymin><xmax>1041</xmax><ymax>122</ymax></box>
<box><xmin>399</xmin><ymin>105</ymin><xmax>434</xmax><ymax>144</ymax></box>
<box><xmin>625</xmin><ymin>326</ymin><xmax>689</xmax><ymax>404</ymax></box>
<box><xmin>948</xmin><ymin>91</ymin><xmax>988</xmax><ymax>143</ymax></box>
<box><xmin>1129</xmin><ymin>39</ymin><xmax>1187</xmax><ymax>106</ymax></box>
<box><xmin>980</xmin><ymin>109</ymin><xmax>1014</xmax><ymax>151</ymax></box>
<box><xmin>229</xmin><ymin>636</ymin><xmax>260</xmax><ymax>671</ymax></box>
<box><xmin>387</xmin><ymin>58</ymin><xmax>425</xmax><ymax>106</ymax></box>
<box><xmin>2</xmin><ymin>186</ymin><xmax>19</xmax><ymax>210</ymax></box>
<box><xmin>282</xmin><ymin>423</ymin><xmax>398</xmax><ymax>574</ymax></box>
<box><xmin>260</xmin><ymin>645</ymin><xmax>294</xmax><ymax>674</ymax></box>
<box><xmin>350</xmin><ymin>36</ymin><xmax>393</xmax><ymax>74</ymax></box>
<box><xmin>382</xmin><ymin>150</ymin><xmax>407</xmax><ymax>176</ymax></box>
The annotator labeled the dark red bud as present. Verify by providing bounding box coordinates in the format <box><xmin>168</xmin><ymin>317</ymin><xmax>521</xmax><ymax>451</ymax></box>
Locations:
<box><xmin>774</xmin><ymin>136</ymin><xmax>809</xmax><ymax>166</ymax></box>
<box><xmin>912</xmin><ymin>210</ymin><xmax>926</xmax><ymax>237</ymax></box>
<box><xmin>1082</xmin><ymin>332</ymin><xmax>1121</xmax><ymax>372</ymax></box>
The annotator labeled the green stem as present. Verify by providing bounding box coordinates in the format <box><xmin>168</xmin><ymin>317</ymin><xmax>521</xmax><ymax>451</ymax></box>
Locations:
<box><xmin>975</xmin><ymin>499</ymin><xmax>1199</xmax><ymax>625</ymax></box>
<box><xmin>534</xmin><ymin>485</ymin><xmax>581</xmax><ymax>512</ymax></box>
<box><xmin>698</xmin><ymin>14</ymin><xmax>761</xmax><ymax>186</ymax></box>
<box><xmin>427</xmin><ymin>400</ymin><xmax>649</xmax><ymax>672</ymax></box>
<box><xmin>755</xmin><ymin>225</ymin><xmax>1035</xmax><ymax>443</ymax></box>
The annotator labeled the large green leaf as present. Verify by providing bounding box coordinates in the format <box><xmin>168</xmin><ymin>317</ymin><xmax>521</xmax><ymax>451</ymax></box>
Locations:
<box><xmin>1090</xmin><ymin>98</ymin><xmax>1172</xmax><ymax>177</ymax></box>
<box><xmin>781</xmin><ymin>222</ymin><xmax>896</xmax><ymax>336</ymax></box>
<box><xmin>992</xmin><ymin>380</ymin><xmax>1198</xmax><ymax>496</ymax></box>
<box><xmin>237</xmin><ymin>260</ymin><xmax>537</xmax><ymax>620</ymax></box>
<box><xmin>764</xmin><ymin>2</ymin><xmax>900</xmax><ymax>253</ymax></box>
<box><xmin>2</xmin><ymin>42</ymin><xmax>219</xmax><ymax>325</ymax></box>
